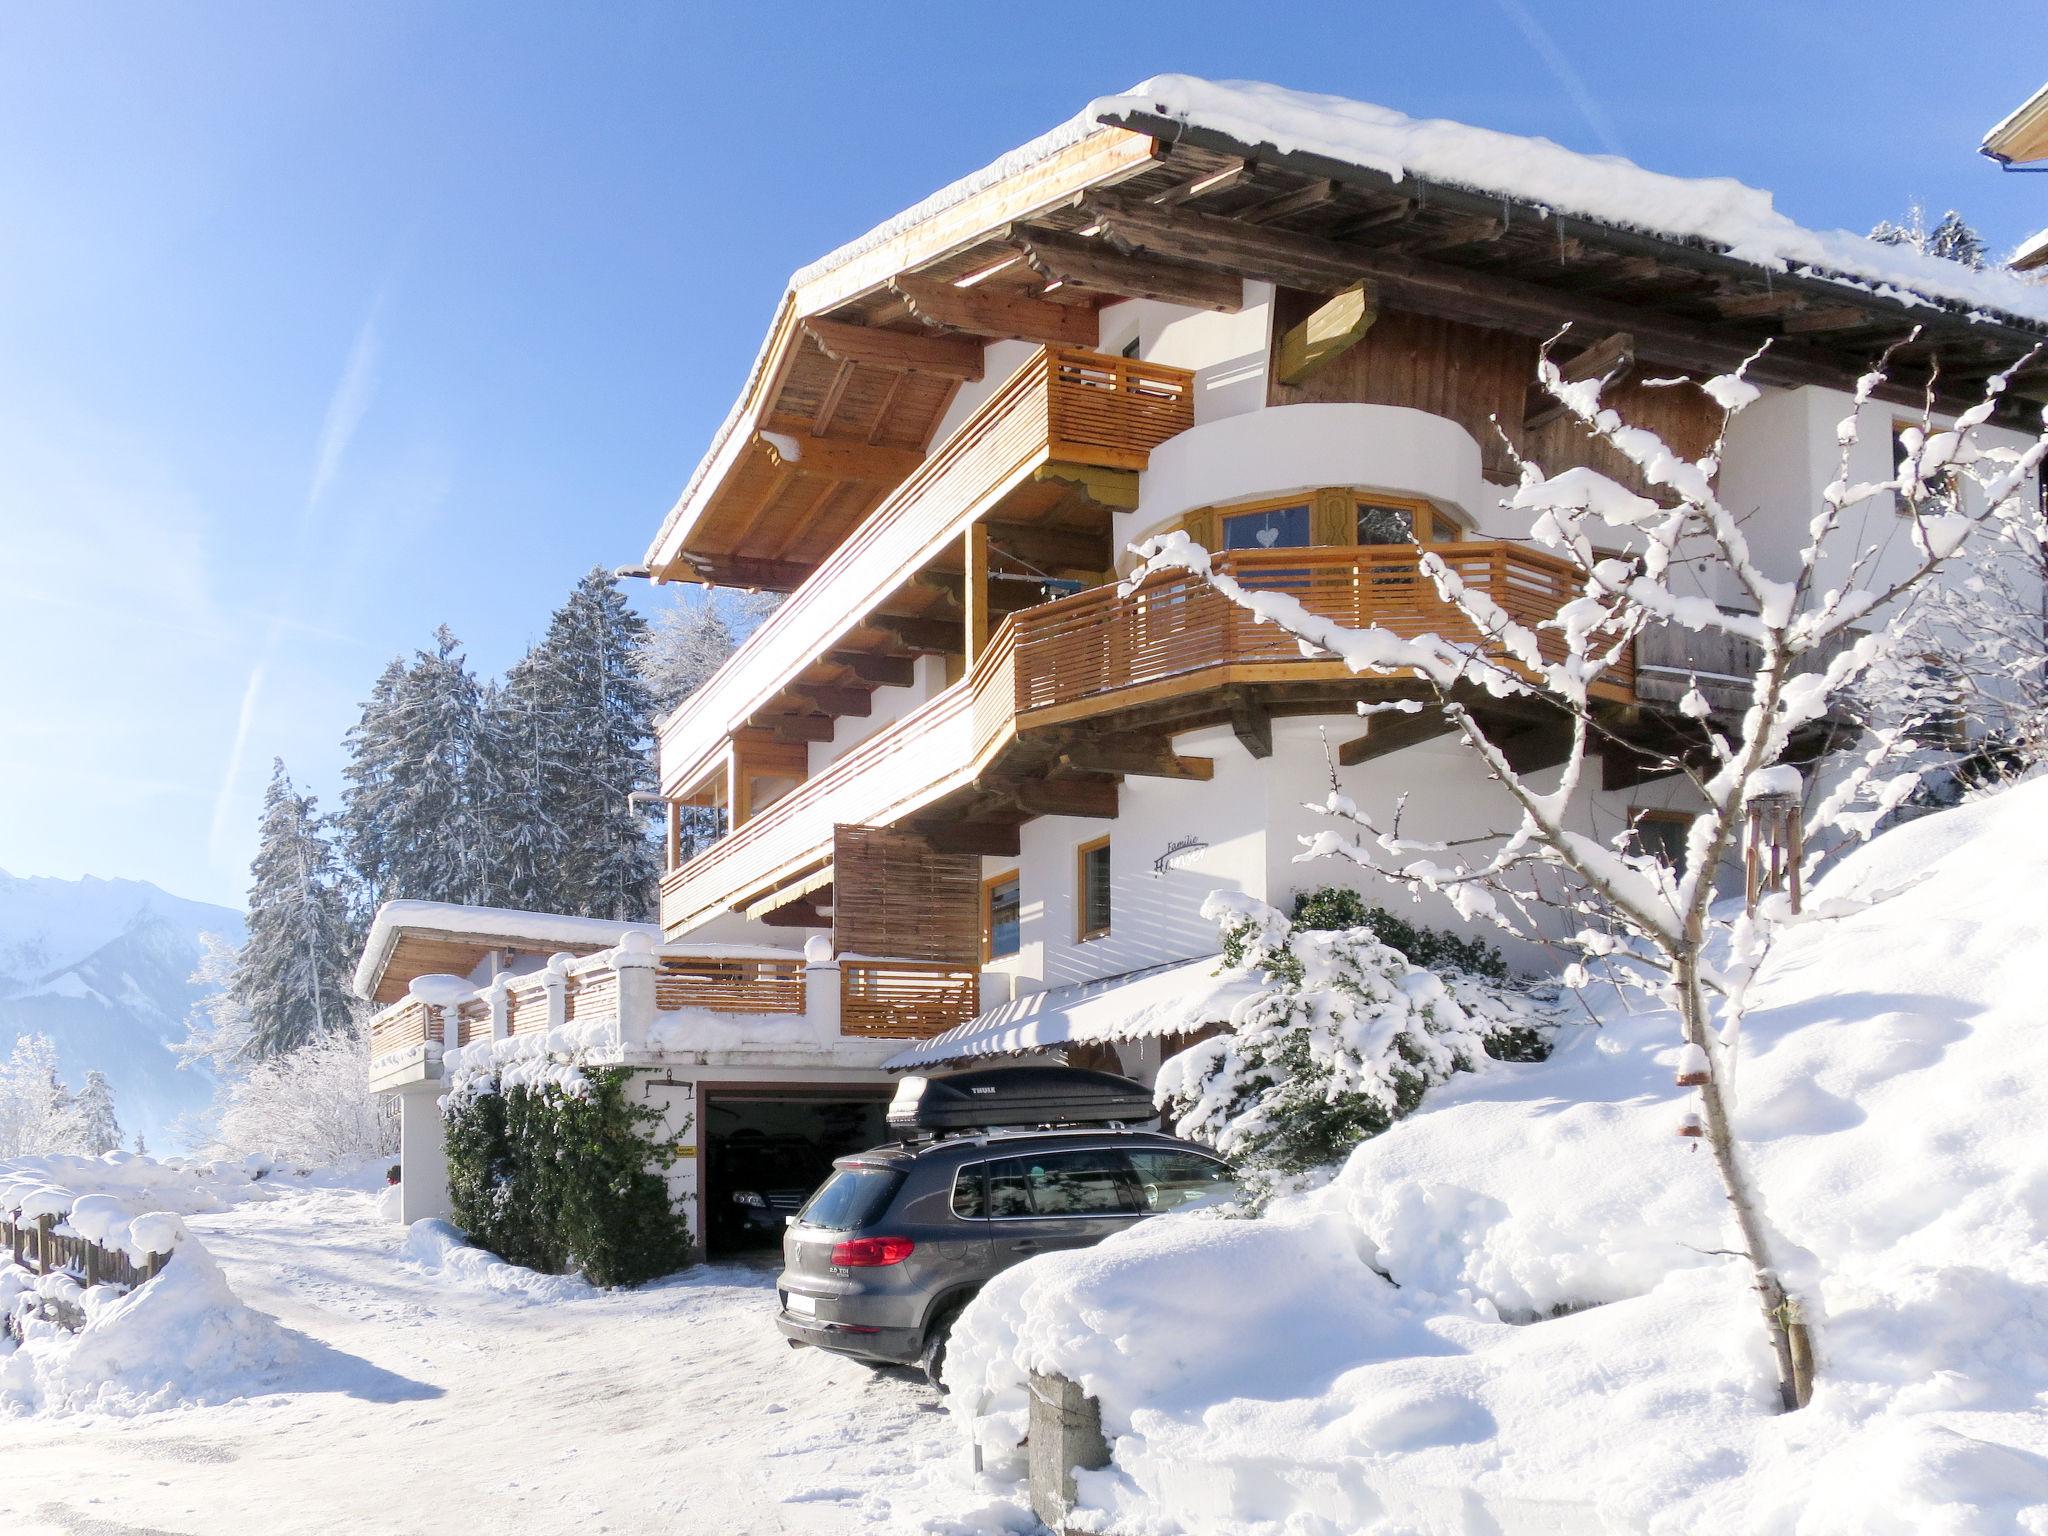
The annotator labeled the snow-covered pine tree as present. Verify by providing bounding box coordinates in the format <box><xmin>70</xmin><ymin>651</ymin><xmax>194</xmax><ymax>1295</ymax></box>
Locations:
<box><xmin>637</xmin><ymin>587</ymin><xmax>780</xmax><ymax>861</ymax></box>
<box><xmin>0</xmin><ymin>1034</ymin><xmax>75</xmax><ymax>1157</ymax></box>
<box><xmin>235</xmin><ymin>759</ymin><xmax>359</xmax><ymax>1058</ymax></box>
<box><xmin>74</xmin><ymin>1070</ymin><xmax>122</xmax><ymax>1156</ymax></box>
<box><xmin>176</xmin><ymin>930</ymin><xmax>256</xmax><ymax>1072</ymax></box>
<box><xmin>478</xmin><ymin>668</ymin><xmax>572</xmax><ymax>912</ymax></box>
<box><xmin>1870</xmin><ymin>205</ymin><xmax>1988</xmax><ymax>270</ymax></box>
<box><xmin>339</xmin><ymin>655</ymin><xmax>407</xmax><ymax>920</ymax></box>
<box><xmin>384</xmin><ymin>626</ymin><xmax>496</xmax><ymax>905</ymax></box>
<box><xmin>503</xmin><ymin>569</ymin><xmax>659</xmax><ymax>921</ymax></box>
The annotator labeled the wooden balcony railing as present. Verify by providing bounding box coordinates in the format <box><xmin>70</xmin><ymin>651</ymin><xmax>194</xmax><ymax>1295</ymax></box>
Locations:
<box><xmin>369</xmin><ymin>995</ymin><xmax>438</xmax><ymax>1056</ymax></box>
<box><xmin>656</xmin><ymin>956</ymin><xmax>806</xmax><ymax>1014</ymax></box>
<box><xmin>1010</xmin><ymin>542</ymin><xmax>1634</xmax><ymax>718</ymax></box>
<box><xmin>660</xmin><ymin>539</ymin><xmax>1633</xmax><ymax>936</ymax></box>
<box><xmin>840</xmin><ymin>961</ymin><xmax>981</xmax><ymax>1038</ymax></box>
<box><xmin>658</xmin><ymin>344</ymin><xmax>1194</xmax><ymax>796</ymax></box>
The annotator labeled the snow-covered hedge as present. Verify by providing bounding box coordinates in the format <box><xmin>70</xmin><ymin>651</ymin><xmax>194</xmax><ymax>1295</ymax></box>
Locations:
<box><xmin>946</xmin><ymin>779</ymin><xmax>2048</xmax><ymax>1533</ymax></box>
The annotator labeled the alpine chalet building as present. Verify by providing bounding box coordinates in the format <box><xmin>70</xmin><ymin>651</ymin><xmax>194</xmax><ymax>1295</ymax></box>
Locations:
<box><xmin>361</xmin><ymin>78</ymin><xmax>2048</xmax><ymax>1248</ymax></box>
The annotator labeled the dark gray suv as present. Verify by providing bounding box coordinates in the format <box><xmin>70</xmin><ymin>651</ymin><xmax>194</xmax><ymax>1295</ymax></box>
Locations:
<box><xmin>775</xmin><ymin>1067</ymin><xmax>1237</xmax><ymax>1385</ymax></box>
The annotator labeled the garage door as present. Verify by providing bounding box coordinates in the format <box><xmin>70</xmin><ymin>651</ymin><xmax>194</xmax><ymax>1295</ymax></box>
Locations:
<box><xmin>698</xmin><ymin>1085</ymin><xmax>894</xmax><ymax>1258</ymax></box>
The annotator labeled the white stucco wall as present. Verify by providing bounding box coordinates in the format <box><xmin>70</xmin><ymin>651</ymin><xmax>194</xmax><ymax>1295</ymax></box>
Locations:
<box><xmin>1095</xmin><ymin>283</ymin><xmax>1274</xmax><ymax>425</ymax></box>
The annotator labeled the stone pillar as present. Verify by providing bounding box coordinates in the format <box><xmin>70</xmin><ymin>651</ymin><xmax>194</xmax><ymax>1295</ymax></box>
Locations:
<box><xmin>487</xmin><ymin>974</ymin><xmax>510</xmax><ymax>1042</ymax></box>
<box><xmin>396</xmin><ymin>1084</ymin><xmax>452</xmax><ymax>1225</ymax></box>
<box><xmin>803</xmin><ymin>934</ymin><xmax>841</xmax><ymax>1045</ymax></box>
<box><xmin>613</xmin><ymin>931</ymin><xmax>657</xmax><ymax>1054</ymax></box>
<box><xmin>1027</xmin><ymin>1371</ymin><xmax>1110</xmax><ymax>1530</ymax></box>
<box><xmin>543</xmin><ymin>952</ymin><xmax>574</xmax><ymax>1031</ymax></box>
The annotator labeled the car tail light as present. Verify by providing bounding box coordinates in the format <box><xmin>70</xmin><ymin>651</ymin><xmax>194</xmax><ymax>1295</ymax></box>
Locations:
<box><xmin>830</xmin><ymin>1235</ymin><xmax>915</xmax><ymax>1267</ymax></box>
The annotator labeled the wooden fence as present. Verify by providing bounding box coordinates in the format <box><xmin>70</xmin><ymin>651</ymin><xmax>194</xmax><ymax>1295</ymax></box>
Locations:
<box><xmin>655</xmin><ymin>956</ymin><xmax>807</xmax><ymax>1014</ymax></box>
<box><xmin>840</xmin><ymin>961</ymin><xmax>981</xmax><ymax>1038</ymax></box>
<box><xmin>2</xmin><ymin>1209</ymin><xmax>168</xmax><ymax>1337</ymax></box>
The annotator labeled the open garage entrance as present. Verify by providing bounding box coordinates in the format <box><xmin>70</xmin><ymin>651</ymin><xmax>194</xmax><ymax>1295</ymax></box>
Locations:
<box><xmin>698</xmin><ymin>1084</ymin><xmax>894</xmax><ymax>1258</ymax></box>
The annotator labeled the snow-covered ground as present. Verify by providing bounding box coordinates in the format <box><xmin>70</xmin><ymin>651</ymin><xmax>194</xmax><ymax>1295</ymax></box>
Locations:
<box><xmin>0</xmin><ymin>1176</ymin><xmax>1012</xmax><ymax>1534</ymax></box>
<box><xmin>948</xmin><ymin>779</ymin><xmax>2048</xmax><ymax>1535</ymax></box>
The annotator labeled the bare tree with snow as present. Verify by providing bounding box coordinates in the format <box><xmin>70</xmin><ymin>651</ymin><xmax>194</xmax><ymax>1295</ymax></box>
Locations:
<box><xmin>210</xmin><ymin>1017</ymin><xmax>397</xmax><ymax>1167</ymax></box>
<box><xmin>1132</xmin><ymin>339</ymin><xmax>2048</xmax><ymax>1411</ymax></box>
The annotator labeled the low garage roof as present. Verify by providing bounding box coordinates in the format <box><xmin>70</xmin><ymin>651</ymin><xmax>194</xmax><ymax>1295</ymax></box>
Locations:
<box><xmin>883</xmin><ymin>955</ymin><xmax>1256</xmax><ymax>1072</ymax></box>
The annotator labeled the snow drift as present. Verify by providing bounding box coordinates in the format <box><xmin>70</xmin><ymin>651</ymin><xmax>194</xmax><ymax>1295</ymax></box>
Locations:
<box><xmin>946</xmin><ymin>779</ymin><xmax>2048</xmax><ymax>1534</ymax></box>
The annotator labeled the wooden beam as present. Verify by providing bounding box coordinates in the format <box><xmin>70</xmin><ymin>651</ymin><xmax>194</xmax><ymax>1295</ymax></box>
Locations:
<box><xmin>677</xmin><ymin>551</ymin><xmax>817</xmax><ymax>591</ymax></box>
<box><xmin>756</xmin><ymin>433</ymin><xmax>922</xmax><ymax>484</ymax></box>
<box><xmin>888</xmin><ymin>276</ymin><xmax>1098</xmax><ymax>347</ymax></box>
<box><xmin>828</xmin><ymin>650</ymin><xmax>916</xmax><ymax>687</ymax></box>
<box><xmin>963</xmin><ymin>522</ymin><xmax>990</xmax><ymax>665</ymax></box>
<box><xmin>758</xmin><ymin>898</ymin><xmax>829</xmax><ymax>928</ymax></box>
<box><xmin>985</xmin><ymin>520</ymin><xmax>1110</xmax><ymax>572</ymax></box>
<box><xmin>1086</xmin><ymin>191</ymin><xmax>1373</xmax><ymax>292</ymax></box>
<box><xmin>1060</xmin><ymin>743</ymin><xmax>1215</xmax><ymax>780</ymax></box>
<box><xmin>1238</xmin><ymin>176</ymin><xmax>1335</xmax><ymax>225</ymax></box>
<box><xmin>1226</xmin><ymin>689</ymin><xmax>1273</xmax><ymax>760</ymax></box>
<box><xmin>1010</xmin><ymin>776</ymin><xmax>1119</xmax><ymax>820</ymax></box>
<box><xmin>1148</xmin><ymin>158</ymin><xmax>1251</xmax><ymax>207</ymax></box>
<box><xmin>1008</xmin><ymin>225</ymin><xmax>1244</xmax><ymax>312</ymax></box>
<box><xmin>800</xmin><ymin>317</ymin><xmax>985</xmax><ymax>380</ymax></box>
<box><xmin>1033</xmin><ymin>462</ymin><xmax>1139</xmax><ymax>511</ymax></box>
<box><xmin>811</xmin><ymin>358</ymin><xmax>855</xmax><ymax>437</ymax></box>
<box><xmin>1275</xmin><ymin>281</ymin><xmax>1378</xmax><ymax>386</ymax></box>
<box><xmin>1781</xmin><ymin>304</ymin><xmax>1876</xmax><ymax>334</ymax></box>
<box><xmin>1524</xmin><ymin>331</ymin><xmax>1636</xmax><ymax>431</ymax></box>
<box><xmin>787</xmin><ymin>681</ymin><xmax>873</xmax><ymax>717</ymax></box>
<box><xmin>753</xmin><ymin>712</ymin><xmax>835</xmax><ymax>742</ymax></box>
<box><xmin>868</xmin><ymin>615</ymin><xmax>961</xmax><ymax>654</ymax></box>
<box><xmin>1335</xmin><ymin>710</ymin><xmax>1456</xmax><ymax>766</ymax></box>
<box><xmin>1397</xmin><ymin>215</ymin><xmax>1504</xmax><ymax>255</ymax></box>
<box><xmin>1712</xmin><ymin>287</ymin><xmax>1802</xmax><ymax>319</ymax></box>
<box><xmin>913</xmin><ymin>820</ymin><xmax>1023</xmax><ymax>858</ymax></box>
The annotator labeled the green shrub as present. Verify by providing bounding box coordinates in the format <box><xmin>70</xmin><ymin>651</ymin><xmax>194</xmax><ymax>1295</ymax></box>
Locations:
<box><xmin>1290</xmin><ymin>886</ymin><xmax>1510</xmax><ymax>980</ymax></box>
<box><xmin>445</xmin><ymin>1067</ymin><xmax>693</xmax><ymax>1287</ymax></box>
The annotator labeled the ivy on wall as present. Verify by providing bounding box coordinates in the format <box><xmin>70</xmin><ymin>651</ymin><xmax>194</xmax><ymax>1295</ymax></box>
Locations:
<box><xmin>445</xmin><ymin>1067</ymin><xmax>693</xmax><ymax>1287</ymax></box>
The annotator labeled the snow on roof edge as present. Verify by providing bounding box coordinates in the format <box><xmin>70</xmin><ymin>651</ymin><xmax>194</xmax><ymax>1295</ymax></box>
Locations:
<box><xmin>353</xmin><ymin>900</ymin><xmax>660</xmax><ymax>1000</ymax></box>
<box><xmin>649</xmin><ymin>75</ymin><xmax>2048</xmax><ymax>572</ymax></box>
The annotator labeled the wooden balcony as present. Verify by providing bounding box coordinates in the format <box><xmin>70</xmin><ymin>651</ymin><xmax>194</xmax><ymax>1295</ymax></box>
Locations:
<box><xmin>661</xmin><ymin>541</ymin><xmax>1631</xmax><ymax>934</ymax></box>
<box><xmin>658</xmin><ymin>345</ymin><xmax>1195</xmax><ymax>800</ymax></box>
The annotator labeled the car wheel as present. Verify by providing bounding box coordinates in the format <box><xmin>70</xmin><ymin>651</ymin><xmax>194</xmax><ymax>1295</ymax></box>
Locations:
<box><xmin>920</xmin><ymin>1300</ymin><xmax>967</xmax><ymax>1392</ymax></box>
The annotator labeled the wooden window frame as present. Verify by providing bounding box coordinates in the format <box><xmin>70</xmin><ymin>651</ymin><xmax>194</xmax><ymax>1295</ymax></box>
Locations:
<box><xmin>982</xmin><ymin>869</ymin><xmax>1021</xmax><ymax>963</ymax></box>
<box><xmin>1075</xmin><ymin>836</ymin><xmax>1112</xmax><ymax>943</ymax></box>
<box><xmin>1629</xmin><ymin>808</ymin><xmax>1695</xmax><ymax>873</ymax></box>
<box><xmin>1185</xmin><ymin>487</ymin><xmax>1461</xmax><ymax>553</ymax></box>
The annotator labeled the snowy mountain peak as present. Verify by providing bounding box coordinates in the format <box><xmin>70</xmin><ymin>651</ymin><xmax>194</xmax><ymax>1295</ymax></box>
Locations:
<box><xmin>0</xmin><ymin>870</ymin><xmax>246</xmax><ymax>1152</ymax></box>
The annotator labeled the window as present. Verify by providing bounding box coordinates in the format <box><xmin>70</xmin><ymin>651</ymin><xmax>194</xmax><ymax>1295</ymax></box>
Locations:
<box><xmin>1119</xmin><ymin>335</ymin><xmax>1141</xmax><ymax>359</ymax></box>
<box><xmin>983</xmin><ymin>871</ymin><xmax>1021</xmax><ymax>961</ymax></box>
<box><xmin>985</xmin><ymin>1151</ymin><xmax>1139</xmax><ymax>1218</ymax></box>
<box><xmin>796</xmin><ymin>1166</ymin><xmax>906</xmax><ymax>1231</ymax></box>
<box><xmin>1221</xmin><ymin>500</ymin><xmax>1312</xmax><ymax>551</ymax></box>
<box><xmin>950</xmin><ymin>1164</ymin><xmax>987</xmax><ymax>1220</ymax></box>
<box><xmin>1076</xmin><ymin>837</ymin><xmax>1112</xmax><ymax>941</ymax></box>
<box><xmin>1630</xmin><ymin>809</ymin><xmax>1694</xmax><ymax>873</ymax></box>
<box><xmin>1126</xmin><ymin>1150</ymin><xmax>1240</xmax><ymax>1213</ymax></box>
<box><xmin>1356</xmin><ymin>494</ymin><xmax>1457</xmax><ymax>546</ymax></box>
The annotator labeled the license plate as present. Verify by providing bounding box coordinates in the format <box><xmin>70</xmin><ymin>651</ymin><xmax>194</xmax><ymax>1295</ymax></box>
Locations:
<box><xmin>786</xmin><ymin>1293</ymin><xmax>817</xmax><ymax>1316</ymax></box>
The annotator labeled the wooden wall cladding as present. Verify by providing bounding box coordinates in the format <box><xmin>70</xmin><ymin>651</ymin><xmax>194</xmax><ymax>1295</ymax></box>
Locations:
<box><xmin>831</xmin><ymin>823</ymin><xmax>982</xmax><ymax>966</ymax></box>
<box><xmin>1267</xmin><ymin>296</ymin><xmax>1720</xmax><ymax>496</ymax></box>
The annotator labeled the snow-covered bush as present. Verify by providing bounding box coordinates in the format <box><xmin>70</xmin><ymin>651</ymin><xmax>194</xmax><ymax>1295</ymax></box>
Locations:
<box><xmin>1158</xmin><ymin>891</ymin><xmax>1540</xmax><ymax>1187</ymax></box>
<box><xmin>210</xmin><ymin>1020</ymin><xmax>396</xmax><ymax>1167</ymax></box>
<box><xmin>444</xmin><ymin>1066</ymin><xmax>690</xmax><ymax>1287</ymax></box>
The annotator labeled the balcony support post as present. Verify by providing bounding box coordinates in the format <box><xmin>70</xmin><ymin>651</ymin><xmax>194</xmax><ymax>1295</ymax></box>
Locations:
<box><xmin>964</xmin><ymin>522</ymin><xmax>991</xmax><ymax>665</ymax></box>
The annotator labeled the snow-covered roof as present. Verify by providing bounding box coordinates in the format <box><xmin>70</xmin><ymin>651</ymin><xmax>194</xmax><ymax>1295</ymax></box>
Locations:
<box><xmin>1093</xmin><ymin>78</ymin><xmax>2048</xmax><ymax>327</ymax></box>
<box><xmin>649</xmin><ymin>76</ymin><xmax>2048</xmax><ymax>572</ymax></box>
<box><xmin>882</xmin><ymin>955</ymin><xmax>1255</xmax><ymax>1071</ymax></box>
<box><xmin>2015</xmin><ymin>226</ymin><xmax>2048</xmax><ymax>276</ymax></box>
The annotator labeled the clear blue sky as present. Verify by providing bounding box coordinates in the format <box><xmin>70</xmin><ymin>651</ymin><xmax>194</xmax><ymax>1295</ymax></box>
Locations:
<box><xmin>2</xmin><ymin>2</ymin><xmax>2040</xmax><ymax>909</ymax></box>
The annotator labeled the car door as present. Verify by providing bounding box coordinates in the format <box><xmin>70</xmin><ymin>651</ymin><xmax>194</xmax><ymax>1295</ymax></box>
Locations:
<box><xmin>982</xmin><ymin>1146</ymin><xmax>1143</xmax><ymax>1267</ymax></box>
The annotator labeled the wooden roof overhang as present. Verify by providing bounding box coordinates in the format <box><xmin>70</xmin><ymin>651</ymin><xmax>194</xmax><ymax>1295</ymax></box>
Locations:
<box><xmin>366</xmin><ymin>927</ymin><xmax>614</xmax><ymax>1009</ymax></box>
<box><xmin>1985</xmin><ymin>83</ymin><xmax>2048</xmax><ymax>167</ymax></box>
<box><xmin>1084</xmin><ymin>103</ymin><xmax>2048</xmax><ymax>419</ymax></box>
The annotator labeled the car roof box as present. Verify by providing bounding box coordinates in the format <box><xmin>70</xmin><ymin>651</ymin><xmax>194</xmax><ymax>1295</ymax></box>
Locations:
<box><xmin>888</xmin><ymin>1065</ymin><xmax>1157</xmax><ymax>1136</ymax></box>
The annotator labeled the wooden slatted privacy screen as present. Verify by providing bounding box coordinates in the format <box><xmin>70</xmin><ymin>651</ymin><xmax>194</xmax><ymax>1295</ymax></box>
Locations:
<box><xmin>1044</xmin><ymin>348</ymin><xmax>1195</xmax><ymax>470</ymax></box>
<box><xmin>655</xmin><ymin>956</ymin><xmax>807</xmax><ymax>1014</ymax></box>
<box><xmin>831</xmin><ymin>824</ymin><xmax>981</xmax><ymax>965</ymax></box>
<box><xmin>839</xmin><ymin>960</ymin><xmax>982</xmax><ymax>1038</ymax></box>
<box><xmin>455</xmin><ymin>998</ymin><xmax>490</xmax><ymax>1047</ymax></box>
<box><xmin>562</xmin><ymin>967</ymin><xmax>619</xmax><ymax>1029</ymax></box>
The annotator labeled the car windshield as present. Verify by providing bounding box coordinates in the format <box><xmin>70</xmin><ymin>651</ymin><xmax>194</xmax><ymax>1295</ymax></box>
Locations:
<box><xmin>797</xmin><ymin>1165</ymin><xmax>905</xmax><ymax>1231</ymax></box>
